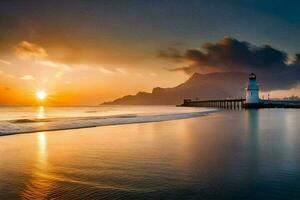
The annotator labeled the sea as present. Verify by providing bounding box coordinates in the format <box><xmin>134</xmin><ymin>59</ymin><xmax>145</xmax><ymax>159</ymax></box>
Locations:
<box><xmin>1</xmin><ymin>106</ymin><xmax>300</xmax><ymax>199</ymax></box>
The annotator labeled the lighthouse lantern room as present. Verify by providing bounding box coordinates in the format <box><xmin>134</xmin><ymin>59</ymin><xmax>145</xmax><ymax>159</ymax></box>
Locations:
<box><xmin>245</xmin><ymin>73</ymin><xmax>260</xmax><ymax>104</ymax></box>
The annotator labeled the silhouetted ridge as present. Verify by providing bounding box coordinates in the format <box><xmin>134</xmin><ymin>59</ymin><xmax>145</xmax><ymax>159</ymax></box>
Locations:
<box><xmin>102</xmin><ymin>72</ymin><xmax>248</xmax><ymax>105</ymax></box>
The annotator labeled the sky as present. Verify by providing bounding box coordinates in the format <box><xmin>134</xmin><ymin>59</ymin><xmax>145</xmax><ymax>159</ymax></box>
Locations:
<box><xmin>0</xmin><ymin>0</ymin><xmax>300</xmax><ymax>105</ymax></box>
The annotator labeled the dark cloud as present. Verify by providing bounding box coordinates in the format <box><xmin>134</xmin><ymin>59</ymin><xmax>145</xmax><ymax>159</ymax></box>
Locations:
<box><xmin>293</xmin><ymin>54</ymin><xmax>300</xmax><ymax>66</ymax></box>
<box><xmin>157</xmin><ymin>47</ymin><xmax>183</xmax><ymax>62</ymax></box>
<box><xmin>162</xmin><ymin>36</ymin><xmax>300</xmax><ymax>91</ymax></box>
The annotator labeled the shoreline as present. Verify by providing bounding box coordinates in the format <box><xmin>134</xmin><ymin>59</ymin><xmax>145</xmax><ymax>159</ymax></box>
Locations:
<box><xmin>0</xmin><ymin>109</ymin><xmax>219</xmax><ymax>137</ymax></box>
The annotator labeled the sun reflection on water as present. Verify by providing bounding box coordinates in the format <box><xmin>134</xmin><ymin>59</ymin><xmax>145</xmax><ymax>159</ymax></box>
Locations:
<box><xmin>36</xmin><ymin>106</ymin><xmax>45</xmax><ymax>119</ymax></box>
<box><xmin>38</xmin><ymin>132</ymin><xmax>47</xmax><ymax>165</ymax></box>
<box><xmin>21</xmin><ymin>132</ymin><xmax>51</xmax><ymax>199</ymax></box>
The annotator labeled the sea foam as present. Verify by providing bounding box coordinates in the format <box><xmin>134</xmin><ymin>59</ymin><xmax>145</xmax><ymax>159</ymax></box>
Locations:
<box><xmin>0</xmin><ymin>108</ymin><xmax>217</xmax><ymax>136</ymax></box>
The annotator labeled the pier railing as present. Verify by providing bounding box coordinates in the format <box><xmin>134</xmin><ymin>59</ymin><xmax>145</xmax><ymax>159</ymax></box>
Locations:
<box><xmin>181</xmin><ymin>98</ymin><xmax>300</xmax><ymax>109</ymax></box>
<box><xmin>182</xmin><ymin>98</ymin><xmax>246</xmax><ymax>109</ymax></box>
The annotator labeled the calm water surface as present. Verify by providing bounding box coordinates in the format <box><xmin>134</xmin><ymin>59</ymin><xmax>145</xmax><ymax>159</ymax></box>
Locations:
<box><xmin>1</xmin><ymin>109</ymin><xmax>300</xmax><ymax>199</ymax></box>
<box><xmin>0</xmin><ymin>105</ymin><xmax>205</xmax><ymax>121</ymax></box>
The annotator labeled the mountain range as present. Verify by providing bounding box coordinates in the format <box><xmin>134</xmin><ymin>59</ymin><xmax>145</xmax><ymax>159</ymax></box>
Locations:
<box><xmin>102</xmin><ymin>72</ymin><xmax>250</xmax><ymax>105</ymax></box>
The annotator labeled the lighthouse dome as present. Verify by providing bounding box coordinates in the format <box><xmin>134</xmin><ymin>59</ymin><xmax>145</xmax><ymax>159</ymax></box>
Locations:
<box><xmin>249</xmin><ymin>73</ymin><xmax>256</xmax><ymax>80</ymax></box>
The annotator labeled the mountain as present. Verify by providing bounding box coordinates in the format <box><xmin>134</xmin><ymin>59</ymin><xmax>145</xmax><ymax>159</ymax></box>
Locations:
<box><xmin>102</xmin><ymin>72</ymin><xmax>248</xmax><ymax>105</ymax></box>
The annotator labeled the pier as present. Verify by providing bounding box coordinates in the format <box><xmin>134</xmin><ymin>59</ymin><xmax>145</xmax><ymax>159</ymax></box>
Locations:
<box><xmin>182</xmin><ymin>98</ymin><xmax>245</xmax><ymax>109</ymax></box>
<box><xmin>180</xmin><ymin>73</ymin><xmax>300</xmax><ymax>109</ymax></box>
<box><xmin>181</xmin><ymin>98</ymin><xmax>300</xmax><ymax>109</ymax></box>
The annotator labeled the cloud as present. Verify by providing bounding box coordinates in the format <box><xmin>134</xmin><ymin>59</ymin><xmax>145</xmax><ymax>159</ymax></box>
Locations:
<box><xmin>0</xmin><ymin>70</ymin><xmax>15</xmax><ymax>79</ymax></box>
<box><xmin>15</xmin><ymin>41</ymin><xmax>48</xmax><ymax>60</ymax></box>
<box><xmin>0</xmin><ymin>59</ymin><xmax>11</xmax><ymax>65</ymax></box>
<box><xmin>161</xmin><ymin>36</ymin><xmax>300</xmax><ymax>91</ymax></box>
<box><xmin>55</xmin><ymin>71</ymin><xmax>64</xmax><ymax>78</ymax></box>
<box><xmin>116</xmin><ymin>68</ymin><xmax>128</xmax><ymax>74</ymax></box>
<box><xmin>157</xmin><ymin>47</ymin><xmax>183</xmax><ymax>62</ymax></box>
<box><xmin>36</xmin><ymin>60</ymin><xmax>71</xmax><ymax>71</ymax></box>
<box><xmin>14</xmin><ymin>41</ymin><xmax>72</xmax><ymax>73</ymax></box>
<box><xmin>98</xmin><ymin>67</ymin><xmax>114</xmax><ymax>74</ymax></box>
<box><xmin>97</xmin><ymin>66</ymin><xmax>133</xmax><ymax>75</ymax></box>
<box><xmin>166</xmin><ymin>36</ymin><xmax>289</xmax><ymax>73</ymax></box>
<box><xmin>150</xmin><ymin>72</ymin><xmax>158</xmax><ymax>77</ymax></box>
<box><xmin>20</xmin><ymin>75</ymin><xmax>34</xmax><ymax>80</ymax></box>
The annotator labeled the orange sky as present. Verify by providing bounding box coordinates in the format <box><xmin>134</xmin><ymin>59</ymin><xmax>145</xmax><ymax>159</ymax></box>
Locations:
<box><xmin>1</xmin><ymin>44</ymin><xmax>298</xmax><ymax>106</ymax></box>
<box><xmin>0</xmin><ymin>37</ymin><xmax>299</xmax><ymax>105</ymax></box>
<box><xmin>0</xmin><ymin>40</ymin><xmax>189</xmax><ymax>105</ymax></box>
<box><xmin>1</xmin><ymin>1</ymin><xmax>300</xmax><ymax>105</ymax></box>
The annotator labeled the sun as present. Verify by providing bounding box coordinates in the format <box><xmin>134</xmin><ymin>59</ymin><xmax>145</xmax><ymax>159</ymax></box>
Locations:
<box><xmin>36</xmin><ymin>90</ymin><xmax>47</xmax><ymax>100</ymax></box>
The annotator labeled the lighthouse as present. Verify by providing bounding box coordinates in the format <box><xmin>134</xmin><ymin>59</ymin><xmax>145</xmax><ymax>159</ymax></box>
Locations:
<box><xmin>245</xmin><ymin>73</ymin><xmax>260</xmax><ymax>104</ymax></box>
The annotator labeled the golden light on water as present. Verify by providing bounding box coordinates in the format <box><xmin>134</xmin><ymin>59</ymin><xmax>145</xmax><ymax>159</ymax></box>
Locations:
<box><xmin>38</xmin><ymin>132</ymin><xmax>47</xmax><ymax>164</ymax></box>
<box><xmin>21</xmin><ymin>131</ymin><xmax>50</xmax><ymax>199</ymax></box>
<box><xmin>36</xmin><ymin>90</ymin><xmax>47</xmax><ymax>100</ymax></box>
<box><xmin>36</xmin><ymin>106</ymin><xmax>45</xmax><ymax>119</ymax></box>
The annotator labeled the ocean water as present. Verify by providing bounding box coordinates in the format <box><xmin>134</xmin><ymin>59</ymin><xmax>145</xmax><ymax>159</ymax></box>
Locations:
<box><xmin>1</xmin><ymin>107</ymin><xmax>300</xmax><ymax>199</ymax></box>
<box><xmin>0</xmin><ymin>105</ymin><xmax>212</xmax><ymax>121</ymax></box>
<box><xmin>0</xmin><ymin>106</ymin><xmax>215</xmax><ymax>135</ymax></box>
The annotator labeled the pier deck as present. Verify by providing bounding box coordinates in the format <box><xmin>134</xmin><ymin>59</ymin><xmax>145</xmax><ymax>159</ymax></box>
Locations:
<box><xmin>180</xmin><ymin>99</ymin><xmax>300</xmax><ymax>109</ymax></box>
<box><xmin>181</xmin><ymin>98</ymin><xmax>245</xmax><ymax>109</ymax></box>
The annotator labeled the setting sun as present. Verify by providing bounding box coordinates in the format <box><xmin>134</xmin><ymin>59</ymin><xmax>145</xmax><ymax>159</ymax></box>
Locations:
<box><xmin>36</xmin><ymin>90</ymin><xmax>47</xmax><ymax>100</ymax></box>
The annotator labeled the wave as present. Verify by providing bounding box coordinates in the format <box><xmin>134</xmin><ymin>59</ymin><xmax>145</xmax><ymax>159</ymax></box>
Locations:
<box><xmin>0</xmin><ymin>109</ymin><xmax>217</xmax><ymax>136</ymax></box>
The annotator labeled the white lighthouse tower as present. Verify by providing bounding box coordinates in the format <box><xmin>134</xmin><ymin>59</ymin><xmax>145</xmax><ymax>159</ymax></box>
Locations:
<box><xmin>245</xmin><ymin>73</ymin><xmax>260</xmax><ymax>104</ymax></box>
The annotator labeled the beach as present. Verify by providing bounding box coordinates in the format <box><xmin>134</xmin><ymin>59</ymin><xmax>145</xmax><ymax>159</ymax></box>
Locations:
<box><xmin>1</xmin><ymin>108</ymin><xmax>300</xmax><ymax>199</ymax></box>
<box><xmin>1</xmin><ymin>1</ymin><xmax>299</xmax><ymax>199</ymax></box>
<box><xmin>0</xmin><ymin>106</ymin><xmax>216</xmax><ymax>136</ymax></box>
